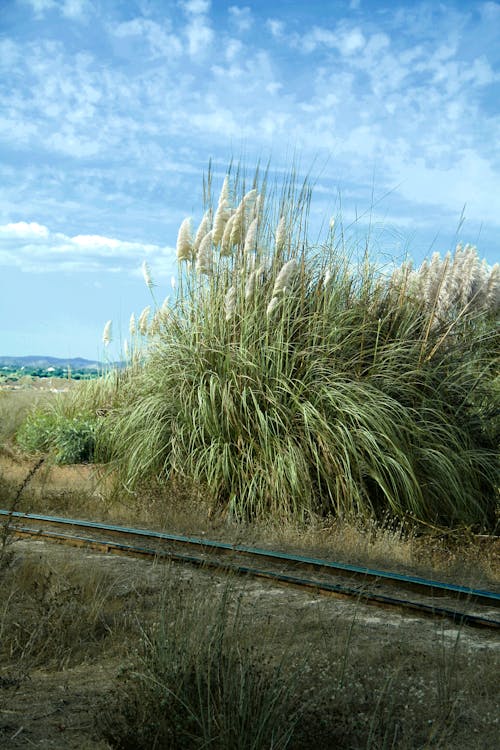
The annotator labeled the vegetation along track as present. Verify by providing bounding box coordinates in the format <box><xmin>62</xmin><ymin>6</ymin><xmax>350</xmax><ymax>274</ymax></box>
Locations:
<box><xmin>2</xmin><ymin>509</ymin><xmax>499</xmax><ymax>631</ymax></box>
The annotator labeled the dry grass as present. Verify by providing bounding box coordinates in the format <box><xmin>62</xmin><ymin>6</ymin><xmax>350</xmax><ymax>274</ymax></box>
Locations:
<box><xmin>0</xmin><ymin>553</ymin><xmax>141</xmax><ymax>672</ymax></box>
<box><xmin>0</xmin><ymin>389</ymin><xmax>53</xmax><ymax>447</ymax></box>
<box><xmin>1</xmin><ymin>540</ymin><xmax>497</xmax><ymax>749</ymax></box>
<box><xmin>1</xmin><ymin>453</ymin><xmax>498</xmax><ymax>590</ymax></box>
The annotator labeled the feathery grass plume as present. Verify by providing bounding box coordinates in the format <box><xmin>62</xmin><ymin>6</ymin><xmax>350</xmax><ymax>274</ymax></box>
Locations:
<box><xmin>229</xmin><ymin>203</ymin><xmax>245</xmax><ymax>247</ymax></box>
<box><xmin>242</xmin><ymin>187</ymin><xmax>258</xmax><ymax>208</ymax></box>
<box><xmin>213</xmin><ymin>200</ymin><xmax>231</xmax><ymax>246</ymax></box>
<box><xmin>275</xmin><ymin>216</ymin><xmax>287</xmax><ymax>253</ymax></box>
<box><xmin>138</xmin><ymin>306</ymin><xmax>151</xmax><ymax>336</ymax></box>
<box><xmin>224</xmin><ymin>286</ymin><xmax>237</xmax><ymax>321</ymax></box>
<box><xmin>448</xmin><ymin>244</ymin><xmax>467</xmax><ymax>302</ymax></box>
<box><xmin>485</xmin><ymin>263</ymin><xmax>500</xmax><ymax>312</ymax></box>
<box><xmin>220</xmin><ymin>173</ymin><xmax>230</xmax><ymax>202</ymax></box>
<box><xmin>244</xmin><ymin>217</ymin><xmax>258</xmax><ymax>255</ymax></box>
<box><xmin>230</xmin><ymin>189</ymin><xmax>257</xmax><ymax>247</ymax></box>
<box><xmin>458</xmin><ymin>244</ymin><xmax>479</xmax><ymax>305</ymax></box>
<box><xmin>212</xmin><ymin>176</ymin><xmax>231</xmax><ymax>245</ymax></box>
<box><xmin>149</xmin><ymin>310</ymin><xmax>162</xmax><ymax>336</ymax></box>
<box><xmin>446</xmin><ymin>245</ymin><xmax>499</xmax><ymax>315</ymax></box>
<box><xmin>102</xmin><ymin>320</ymin><xmax>112</xmax><ymax>347</ymax></box>
<box><xmin>266</xmin><ymin>295</ymin><xmax>280</xmax><ymax>316</ymax></box>
<box><xmin>176</xmin><ymin>217</ymin><xmax>193</xmax><ymax>261</ymax></box>
<box><xmin>170</xmin><ymin>275</ymin><xmax>176</xmax><ymax>290</ymax></box>
<box><xmin>142</xmin><ymin>260</ymin><xmax>153</xmax><ymax>290</ymax></box>
<box><xmin>220</xmin><ymin>213</ymin><xmax>237</xmax><ymax>257</ymax></box>
<box><xmin>245</xmin><ymin>264</ymin><xmax>264</xmax><ymax>300</ymax></box>
<box><xmin>245</xmin><ymin>253</ymin><xmax>256</xmax><ymax>272</ymax></box>
<box><xmin>193</xmin><ymin>209</ymin><xmax>212</xmax><ymax>253</ymax></box>
<box><xmin>477</xmin><ymin>258</ymin><xmax>491</xmax><ymax>303</ymax></box>
<box><xmin>196</xmin><ymin>231</ymin><xmax>213</xmax><ymax>275</ymax></box>
<box><xmin>123</xmin><ymin>339</ymin><xmax>129</xmax><ymax>359</ymax></box>
<box><xmin>254</xmin><ymin>193</ymin><xmax>263</xmax><ymax>220</ymax></box>
<box><xmin>393</xmin><ymin>244</ymin><xmax>500</xmax><ymax>324</ymax></box>
<box><xmin>423</xmin><ymin>252</ymin><xmax>445</xmax><ymax>309</ymax></box>
<box><xmin>129</xmin><ymin>312</ymin><xmax>136</xmax><ymax>337</ymax></box>
<box><xmin>387</xmin><ymin>260</ymin><xmax>411</xmax><ymax>297</ymax></box>
<box><xmin>323</xmin><ymin>267</ymin><xmax>332</xmax><ymax>286</ymax></box>
<box><xmin>272</xmin><ymin>258</ymin><xmax>298</xmax><ymax>296</ymax></box>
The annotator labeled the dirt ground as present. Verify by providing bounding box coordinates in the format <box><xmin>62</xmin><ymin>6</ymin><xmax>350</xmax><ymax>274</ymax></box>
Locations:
<box><xmin>1</xmin><ymin>538</ymin><xmax>499</xmax><ymax>749</ymax></box>
<box><xmin>1</xmin><ymin>453</ymin><xmax>499</xmax><ymax>748</ymax></box>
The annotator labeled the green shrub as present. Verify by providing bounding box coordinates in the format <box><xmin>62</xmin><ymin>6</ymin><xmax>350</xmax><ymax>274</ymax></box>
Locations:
<box><xmin>16</xmin><ymin>411</ymin><xmax>99</xmax><ymax>464</ymax></box>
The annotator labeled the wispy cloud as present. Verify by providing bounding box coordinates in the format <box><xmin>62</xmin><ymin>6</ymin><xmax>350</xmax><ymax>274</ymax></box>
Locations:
<box><xmin>228</xmin><ymin>6</ymin><xmax>253</xmax><ymax>32</ymax></box>
<box><xmin>1</xmin><ymin>0</ymin><xmax>499</xmax><ymax>356</ymax></box>
<box><xmin>181</xmin><ymin>0</ymin><xmax>214</xmax><ymax>58</ymax></box>
<box><xmin>22</xmin><ymin>0</ymin><xmax>91</xmax><ymax>20</ymax></box>
<box><xmin>0</xmin><ymin>221</ymin><xmax>175</xmax><ymax>273</ymax></box>
<box><xmin>60</xmin><ymin>0</ymin><xmax>91</xmax><ymax>20</ymax></box>
<box><xmin>112</xmin><ymin>18</ymin><xmax>183</xmax><ymax>59</ymax></box>
<box><xmin>298</xmin><ymin>25</ymin><xmax>366</xmax><ymax>55</ymax></box>
<box><xmin>5</xmin><ymin>2</ymin><xmax>498</xmax><ymax>200</ymax></box>
<box><xmin>21</xmin><ymin>0</ymin><xmax>57</xmax><ymax>17</ymax></box>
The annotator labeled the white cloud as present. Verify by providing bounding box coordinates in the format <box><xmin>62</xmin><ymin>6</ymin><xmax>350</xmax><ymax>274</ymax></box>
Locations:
<box><xmin>337</xmin><ymin>28</ymin><xmax>365</xmax><ymax>55</ymax></box>
<box><xmin>185</xmin><ymin>17</ymin><xmax>214</xmax><ymax>58</ymax></box>
<box><xmin>113</xmin><ymin>18</ymin><xmax>182</xmax><ymax>58</ymax></box>
<box><xmin>299</xmin><ymin>25</ymin><xmax>365</xmax><ymax>55</ymax></box>
<box><xmin>229</xmin><ymin>6</ymin><xmax>253</xmax><ymax>32</ymax></box>
<box><xmin>300</xmin><ymin>26</ymin><xmax>336</xmax><ymax>53</ymax></box>
<box><xmin>266</xmin><ymin>81</ymin><xmax>282</xmax><ymax>95</ymax></box>
<box><xmin>22</xmin><ymin>0</ymin><xmax>57</xmax><ymax>17</ymax></box>
<box><xmin>225</xmin><ymin>39</ymin><xmax>243</xmax><ymax>62</ymax></box>
<box><xmin>61</xmin><ymin>0</ymin><xmax>90</xmax><ymax>20</ymax></box>
<box><xmin>480</xmin><ymin>2</ymin><xmax>500</xmax><ymax>20</ymax></box>
<box><xmin>0</xmin><ymin>221</ymin><xmax>49</xmax><ymax>238</ymax></box>
<box><xmin>3</xmin><ymin>0</ymin><xmax>500</xmax><ymax>272</ymax></box>
<box><xmin>179</xmin><ymin>0</ymin><xmax>213</xmax><ymax>59</ymax></box>
<box><xmin>0</xmin><ymin>40</ymin><xmax>21</xmax><ymax>67</ymax></box>
<box><xmin>389</xmin><ymin>151</ymin><xmax>500</xmax><ymax>227</ymax></box>
<box><xmin>22</xmin><ymin>0</ymin><xmax>91</xmax><ymax>20</ymax></box>
<box><xmin>0</xmin><ymin>221</ymin><xmax>175</xmax><ymax>273</ymax></box>
<box><xmin>266</xmin><ymin>19</ymin><xmax>284</xmax><ymax>38</ymax></box>
<box><xmin>181</xmin><ymin>0</ymin><xmax>211</xmax><ymax>15</ymax></box>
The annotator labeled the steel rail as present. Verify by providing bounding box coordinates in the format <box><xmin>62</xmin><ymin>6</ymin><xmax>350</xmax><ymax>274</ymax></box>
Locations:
<box><xmin>1</xmin><ymin>509</ymin><xmax>498</xmax><ymax>606</ymax></box>
<box><xmin>2</xmin><ymin>509</ymin><xmax>499</xmax><ymax>630</ymax></box>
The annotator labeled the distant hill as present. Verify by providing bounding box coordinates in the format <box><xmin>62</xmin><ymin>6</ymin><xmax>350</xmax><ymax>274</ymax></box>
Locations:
<box><xmin>0</xmin><ymin>355</ymin><xmax>102</xmax><ymax>370</ymax></box>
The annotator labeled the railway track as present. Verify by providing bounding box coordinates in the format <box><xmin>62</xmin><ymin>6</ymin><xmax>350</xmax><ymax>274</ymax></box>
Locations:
<box><xmin>2</xmin><ymin>509</ymin><xmax>499</xmax><ymax>631</ymax></box>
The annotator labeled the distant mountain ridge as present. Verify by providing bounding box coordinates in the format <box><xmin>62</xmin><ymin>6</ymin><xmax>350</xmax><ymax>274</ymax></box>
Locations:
<box><xmin>0</xmin><ymin>355</ymin><xmax>102</xmax><ymax>370</ymax></box>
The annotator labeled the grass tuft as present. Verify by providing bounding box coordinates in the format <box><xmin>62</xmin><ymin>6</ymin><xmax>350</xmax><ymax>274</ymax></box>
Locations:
<box><xmin>99</xmin><ymin>580</ymin><xmax>302</xmax><ymax>750</ymax></box>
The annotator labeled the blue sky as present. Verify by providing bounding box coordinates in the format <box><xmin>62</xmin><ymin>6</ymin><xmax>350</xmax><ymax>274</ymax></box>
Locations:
<box><xmin>1</xmin><ymin>0</ymin><xmax>499</xmax><ymax>360</ymax></box>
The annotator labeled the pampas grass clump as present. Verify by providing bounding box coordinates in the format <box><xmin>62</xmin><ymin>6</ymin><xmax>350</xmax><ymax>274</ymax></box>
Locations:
<box><xmin>96</xmin><ymin>165</ymin><xmax>498</xmax><ymax>529</ymax></box>
<box><xmin>389</xmin><ymin>244</ymin><xmax>499</xmax><ymax>325</ymax></box>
